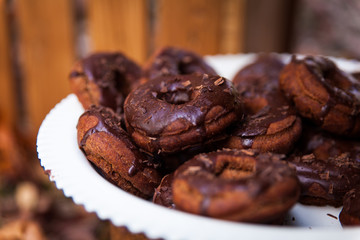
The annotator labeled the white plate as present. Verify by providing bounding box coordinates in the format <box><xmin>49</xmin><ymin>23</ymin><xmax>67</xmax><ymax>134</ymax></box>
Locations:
<box><xmin>37</xmin><ymin>54</ymin><xmax>360</xmax><ymax>240</ymax></box>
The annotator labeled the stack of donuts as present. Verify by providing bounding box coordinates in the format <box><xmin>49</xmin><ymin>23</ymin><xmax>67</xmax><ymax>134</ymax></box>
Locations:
<box><xmin>70</xmin><ymin>47</ymin><xmax>360</xmax><ymax>226</ymax></box>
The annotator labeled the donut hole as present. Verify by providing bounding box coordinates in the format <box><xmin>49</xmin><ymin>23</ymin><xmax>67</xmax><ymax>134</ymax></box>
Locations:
<box><xmin>154</xmin><ymin>78</ymin><xmax>195</xmax><ymax>105</ymax></box>
<box><xmin>215</xmin><ymin>156</ymin><xmax>256</xmax><ymax>180</ymax></box>
<box><xmin>157</xmin><ymin>90</ymin><xmax>193</xmax><ymax>105</ymax></box>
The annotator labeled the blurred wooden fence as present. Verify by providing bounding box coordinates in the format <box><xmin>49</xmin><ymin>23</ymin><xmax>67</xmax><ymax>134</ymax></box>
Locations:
<box><xmin>0</xmin><ymin>0</ymin><xmax>293</xmax><ymax>144</ymax></box>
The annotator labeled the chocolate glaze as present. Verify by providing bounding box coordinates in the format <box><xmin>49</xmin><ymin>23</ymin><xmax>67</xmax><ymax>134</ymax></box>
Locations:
<box><xmin>233</xmin><ymin>54</ymin><xmax>284</xmax><ymax>103</ymax></box>
<box><xmin>77</xmin><ymin>106</ymin><xmax>161</xmax><ymax>198</ymax></box>
<box><xmin>172</xmin><ymin>149</ymin><xmax>300</xmax><ymax>222</ymax></box>
<box><xmin>339</xmin><ymin>186</ymin><xmax>360</xmax><ymax>226</ymax></box>
<box><xmin>288</xmin><ymin>124</ymin><xmax>360</xmax><ymax>206</ymax></box>
<box><xmin>231</xmin><ymin>54</ymin><xmax>289</xmax><ymax>118</ymax></box>
<box><xmin>144</xmin><ymin>47</ymin><xmax>217</xmax><ymax>80</ymax></box>
<box><xmin>153</xmin><ymin>173</ymin><xmax>175</xmax><ymax>208</ymax></box>
<box><xmin>71</xmin><ymin>52</ymin><xmax>142</xmax><ymax>114</ymax></box>
<box><xmin>124</xmin><ymin>74</ymin><xmax>240</xmax><ymax>153</ymax></box>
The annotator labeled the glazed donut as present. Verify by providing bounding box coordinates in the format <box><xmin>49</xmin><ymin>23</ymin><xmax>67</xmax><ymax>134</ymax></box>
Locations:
<box><xmin>288</xmin><ymin>124</ymin><xmax>360</xmax><ymax>207</ymax></box>
<box><xmin>77</xmin><ymin>105</ymin><xmax>161</xmax><ymax>199</ymax></box>
<box><xmin>124</xmin><ymin>74</ymin><xmax>241</xmax><ymax>154</ymax></box>
<box><xmin>172</xmin><ymin>149</ymin><xmax>300</xmax><ymax>223</ymax></box>
<box><xmin>339</xmin><ymin>186</ymin><xmax>360</xmax><ymax>226</ymax></box>
<box><xmin>69</xmin><ymin>52</ymin><xmax>142</xmax><ymax>114</ymax></box>
<box><xmin>143</xmin><ymin>46</ymin><xmax>217</xmax><ymax>81</ymax></box>
<box><xmin>226</xmin><ymin>54</ymin><xmax>302</xmax><ymax>154</ymax></box>
<box><xmin>232</xmin><ymin>53</ymin><xmax>286</xmax><ymax>114</ymax></box>
<box><xmin>279</xmin><ymin>55</ymin><xmax>360</xmax><ymax>137</ymax></box>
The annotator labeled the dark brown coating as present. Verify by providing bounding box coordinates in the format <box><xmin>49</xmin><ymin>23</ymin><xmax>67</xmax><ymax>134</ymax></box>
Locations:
<box><xmin>226</xmin><ymin>54</ymin><xmax>302</xmax><ymax>154</ymax></box>
<box><xmin>124</xmin><ymin>74</ymin><xmax>241</xmax><ymax>154</ymax></box>
<box><xmin>69</xmin><ymin>52</ymin><xmax>142</xmax><ymax>114</ymax></box>
<box><xmin>279</xmin><ymin>55</ymin><xmax>360</xmax><ymax>137</ymax></box>
<box><xmin>288</xmin><ymin>124</ymin><xmax>360</xmax><ymax>207</ymax></box>
<box><xmin>153</xmin><ymin>173</ymin><xmax>175</xmax><ymax>208</ymax></box>
<box><xmin>232</xmin><ymin>53</ymin><xmax>286</xmax><ymax>114</ymax></box>
<box><xmin>143</xmin><ymin>46</ymin><xmax>217</xmax><ymax>81</ymax></box>
<box><xmin>77</xmin><ymin>106</ymin><xmax>161</xmax><ymax>199</ymax></box>
<box><xmin>172</xmin><ymin>149</ymin><xmax>300</xmax><ymax>223</ymax></box>
<box><xmin>339</xmin><ymin>186</ymin><xmax>360</xmax><ymax>226</ymax></box>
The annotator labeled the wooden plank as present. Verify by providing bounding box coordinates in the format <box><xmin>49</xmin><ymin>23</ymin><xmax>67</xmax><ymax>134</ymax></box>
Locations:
<box><xmin>244</xmin><ymin>0</ymin><xmax>295</xmax><ymax>53</ymax></box>
<box><xmin>154</xmin><ymin>0</ymin><xmax>222</xmax><ymax>56</ymax></box>
<box><xmin>219</xmin><ymin>0</ymin><xmax>246</xmax><ymax>54</ymax></box>
<box><xmin>0</xmin><ymin>0</ymin><xmax>16</xmax><ymax>127</ymax></box>
<box><xmin>87</xmin><ymin>0</ymin><xmax>149</xmax><ymax>63</ymax></box>
<box><xmin>15</xmin><ymin>0</ymin><xmax>75</xmax><ymax>136</ymax></box>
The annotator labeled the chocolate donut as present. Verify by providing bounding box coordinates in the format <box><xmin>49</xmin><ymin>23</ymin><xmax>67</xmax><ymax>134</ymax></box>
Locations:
<box><xmin>143</xmin><ymin>46</ymin><xmax>217</xmax><ymax>81</ymax></box>
<box><xmin>77</xmin><ymin>106</ymin><xmax>161</xmax><ymax>199</ymax></box>
<box><xmin>339</xmin><ymin>186</ymin><xmax>360</xmax><ymax>226</ymax></box>
<box><xmin>288</xmin><ymin>124</ymin><xmax>360</xmax><ymax>207</ymax></box>
<box><xmin>69</xmin><ymin>52</ymin><xmax>142</xmax><ymax>114</ymax></box>
<box><xmin>226</xmin><ymin>54</ymin><xmax>302</xmax><ymax>154</ymax></box>
<box><xmin>232</xmin><ymin>54</ymin><xmax>286</xmax><ymax>114</ymax></box>
<box><xmin>172</xmin><ymin>149</ymin><xmax>300</xmax><ymax>223</ymax></box>
<box><xmin>124</xmin><ymin>74</ymin><xmax>240</xmax><ymax>154</ymax></box>
<box><xmin>279</xmin><ymin>55</ymin><xmax>360</xmax><ymax>137</ymax></box>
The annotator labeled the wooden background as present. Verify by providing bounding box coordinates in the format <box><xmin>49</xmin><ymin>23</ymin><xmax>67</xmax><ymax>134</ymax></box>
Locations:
<box><xmin>0</xmin><ymin>0</ymin><xmax>296</xmax><ymax>145</ymax></box>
